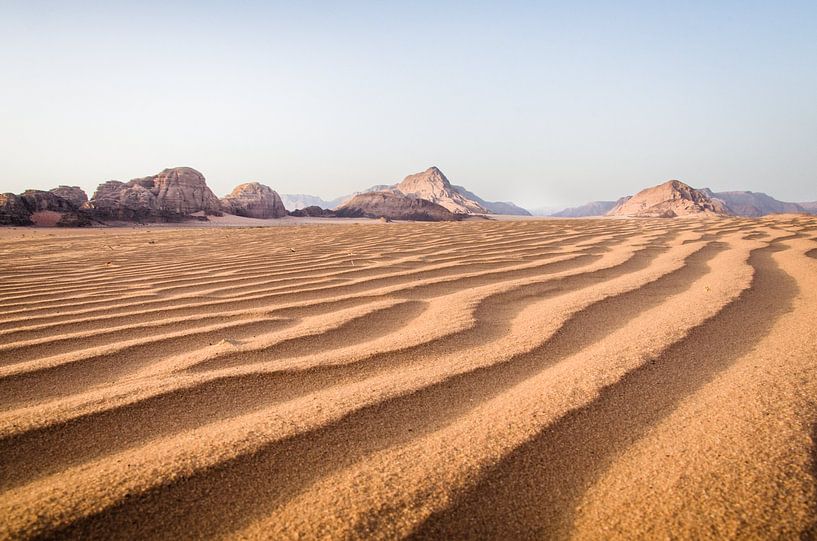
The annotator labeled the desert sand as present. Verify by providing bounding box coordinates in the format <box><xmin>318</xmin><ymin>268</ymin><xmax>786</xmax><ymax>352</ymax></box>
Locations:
<box><xmin>0</xmin><ymin>216</ymin><xmax>816</xmax><ymax>539</ymax></box>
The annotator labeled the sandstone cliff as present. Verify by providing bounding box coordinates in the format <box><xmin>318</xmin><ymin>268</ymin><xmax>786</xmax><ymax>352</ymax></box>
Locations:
<box><xmin>90</xmin><ymin>167</ymin><xmax>221</xmax><ymax>222</ymax></box>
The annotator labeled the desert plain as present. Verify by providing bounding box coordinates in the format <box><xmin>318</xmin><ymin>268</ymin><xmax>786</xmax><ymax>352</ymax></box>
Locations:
<box><xmin>1</xmin><ymin>215</ymin><xmax>816</xmax><ymax>539</ymax></box>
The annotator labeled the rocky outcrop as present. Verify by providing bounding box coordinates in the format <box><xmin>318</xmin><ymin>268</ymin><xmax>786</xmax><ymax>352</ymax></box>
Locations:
<box><xmin>288</xmin><ymin>206</ymin><xmax>336</xmax><ymax>217</ymax></box>
<box><xmin>0</xmin><ymin>193</ymin><xmax>34</xmax><ymax>226</ymax></box>
<box><xmin>336</xmin><ymin>191</ymin><xmax>459</xmax><ymax>221</ymax></box>
<box><xmin>49</xmin><ymin>186</ymin><xmax>89</xmax><ymax>209</ymax></box>
<box><xmin>150</xmin><ymin>168</ymin><xmax>222</xmax><ymax>216</ymax></box>
<box><xmin>54</xmin><ymin>211</ymin><xmax>93</xmax><ymax>227</ymax></box>
<box><xmin>552</xmin><ymin>200</ymin><xmax>619</xmax><ymax>217</ymax></box>
<box><xmin>701</xmin><ymin>190</ymin><xmax>806</xmax><ymax>217</ymax></box>
<box><xmin>220</xmin><ymin>182</ymin><xmax>287</xmax><ymax>219</ymax></box>
<box><xmin>91</xmin><ymin>180</ymin><xmax>161</xmax><ymax>221</ymax></box>
<box><xmin>608</xmin><ymin>180</ymin><xmax>732</xmax><ymax>218</ymax></box>
<box><xmin>16</xmin><ymin>189</ymin><xmax>94</xmax><ymax>227</ymax></box>
<box><xmin>395</xmin><ymin>167</ymin><xmax>489</xmax><ymax>214</ymax></box>
<box><xmin>90</xmin><ymin>167</ymin><xmax>221</xmax><ymax>222</ymax></box>
<box><xmin>19</xmin><ymin>190</ymin><xmax>80</xmax><ymax>213</ymax></box>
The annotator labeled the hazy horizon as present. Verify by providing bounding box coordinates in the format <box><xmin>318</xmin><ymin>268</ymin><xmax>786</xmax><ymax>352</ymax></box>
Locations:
<box><xmin>2</xmin><ymin>1</ymin><xmax>816</xmax><ymax>207</ymax></box>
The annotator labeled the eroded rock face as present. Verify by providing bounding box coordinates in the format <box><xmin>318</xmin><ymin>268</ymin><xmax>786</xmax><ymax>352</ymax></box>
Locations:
<box><xmin>91</xmin><ymin>180</ymin><xmax>161</xmax><ymax>221</ymax></box>
<box><xmin>90</xmin><ymin>167</ymin><xmax>221</xmax><ymax>222</ymax></box>
<box><xmin>395</xmin><ymin>167</ymin><xmax>489</xmax><ymax>214</ymax></box>
<box><xmin>19</xmin><ymin>190</ymin><xmax>78</xmax><ymax>213</ymax></box>
<box><xmin>0</xmin><ymin>193</ymin><xmax>33</xmax><ymax>226</ymax></box>
<box><xmin>49</xmin><ymin>186</ymin><xmax>89</xmax><ymax>209</ymax></box>
<box><xmin>336</xmin><ymin>191</ymin><xmax>459</xmax><ymax>221</ymax></box>
<box><xmin>608</xmin><ymin>180</ymin><xmax>732</xmax><ymax>218</ymax></box>
<box><xmin>220</xmin><ymin>182</ymin><xmax>287</xmax><ymax>219</ymax></box>
<box><xmin>17</xmin><ymin>189</ymin><xmax>94</xmax><ymax>227</ymax></box>
<box><xmin>151</xmin><ymin>168</ymin><xmax>222</xmax><ymax>216</ymax></box>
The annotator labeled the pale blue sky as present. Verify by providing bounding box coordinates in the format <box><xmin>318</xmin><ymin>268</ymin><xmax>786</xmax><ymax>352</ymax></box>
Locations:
<box><xmin>1</xmin><ymin>1</ymin><xmax>815</xmax><ymax>207</ymax></box>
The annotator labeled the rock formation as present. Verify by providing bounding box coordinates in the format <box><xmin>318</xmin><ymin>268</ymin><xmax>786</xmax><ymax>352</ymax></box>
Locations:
<box><xmin>220</xmin><ymin>182</ymin><xmax>287</xmax><ymax>219</ymax></box>
<box><xmin>607</xmin><ymin>180</ymin><xmax>732</xmax><ymax>217</ymax></box>
<box><xmin>90</xmin><ymin>167</ymin><xmax>221</xmax><ymax>222</ymax></box>
<box><xmin>14</xmin><ymin>189</ymin><xmax>93</xmax><ymax>226</ymax></box>
<box><xmin>149</xmin><ymin>168</ymin><xmax>222</xmax><ymax>216</ymax></box>
<box><xmin>335</xmin><ymin>191</ymin><xmax>459</xmax><ymax>221</ymax></box>
<box><xmin>0</xmin><ymin>193</ymin><xmax>34</xmax><ymax>226</ymax></box>
<box><xmin>48</xmin><ymin>186</ymin><xmax>89</xmax><ymax>209</ymax></box>
<box><xmin>395</xmin><ymin>167</ymin><xmax>489</xmax><ymax>214</ymax></box>
<box><xmin>91</xmin><ymin>180</ymin><xmax>161</xmax><ymax>221</ymax></box>
<box><xmin>19</xmin><ymin>190</ymin><xmax>81</xmax><ymax>213</ymax></box>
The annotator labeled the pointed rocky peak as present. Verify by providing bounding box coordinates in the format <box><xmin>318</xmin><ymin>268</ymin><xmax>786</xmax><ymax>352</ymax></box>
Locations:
<box><xmin>394</xmin><ymin>166</ymin><xmax>488</xmax><ymax>214</ymax></box>
<box><xmin>397</xmin><ymin>166</ymin><xmax>452</xmax><ymax>192</ymax></box>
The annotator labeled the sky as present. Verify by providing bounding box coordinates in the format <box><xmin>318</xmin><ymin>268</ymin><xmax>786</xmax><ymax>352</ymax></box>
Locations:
<box><xmin>1</xmin><ymin>1</ymin><xmax>816</xmax><ymax>208</ymax></box>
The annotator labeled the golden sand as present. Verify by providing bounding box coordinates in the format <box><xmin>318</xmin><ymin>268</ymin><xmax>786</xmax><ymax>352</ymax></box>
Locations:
<box><xmin>0</xmin><ymin>216</ymin><xmax>815</xmax><ymax>539</ymax></box>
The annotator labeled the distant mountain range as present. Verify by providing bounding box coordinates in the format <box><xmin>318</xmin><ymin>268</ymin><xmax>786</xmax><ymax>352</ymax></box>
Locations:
<box><xmin>278</xmin><ymin>173</ymin><xmax>817</xmax><ymax>220</ymax></box>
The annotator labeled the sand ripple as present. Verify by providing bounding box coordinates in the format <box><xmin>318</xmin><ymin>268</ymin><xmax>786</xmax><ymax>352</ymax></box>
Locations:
<box><xmin>0</xmin><ymin>217</ymin><xmax>815</xmax><ymax>539</ymax></box>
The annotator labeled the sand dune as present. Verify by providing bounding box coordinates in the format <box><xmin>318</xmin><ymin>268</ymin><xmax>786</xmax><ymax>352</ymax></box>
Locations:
<box><xmin>0</xmin><ymin>216</ymin><xmax>816</xmax><ymax>539</ymax></box>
